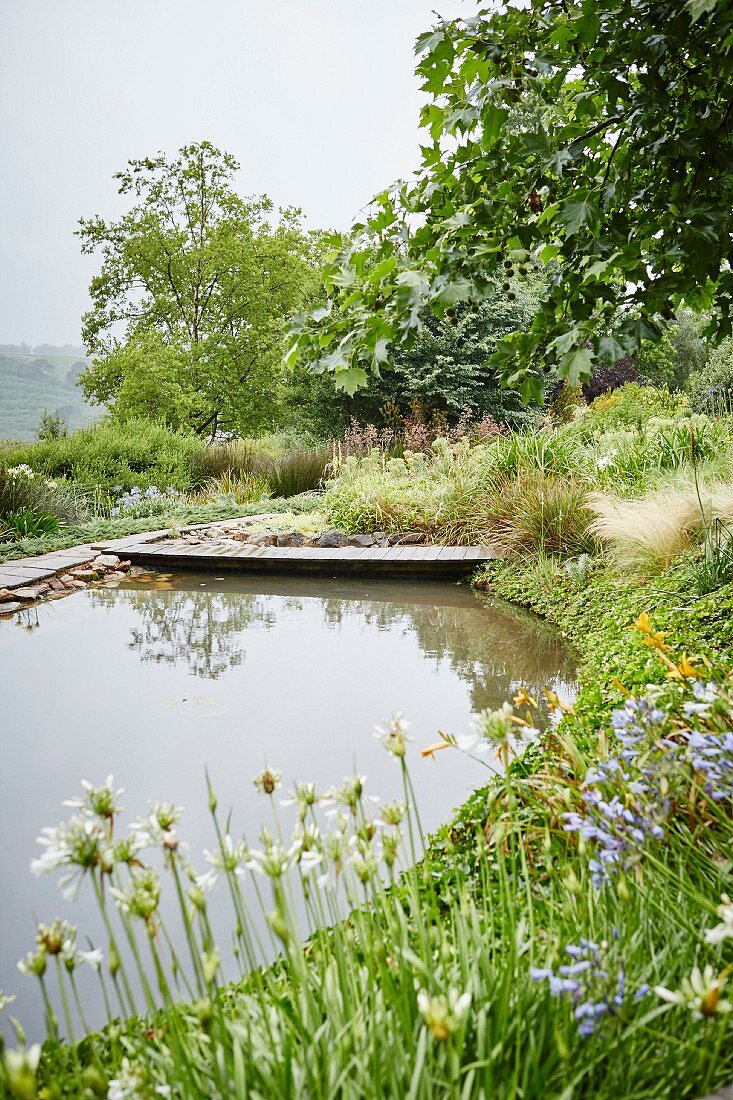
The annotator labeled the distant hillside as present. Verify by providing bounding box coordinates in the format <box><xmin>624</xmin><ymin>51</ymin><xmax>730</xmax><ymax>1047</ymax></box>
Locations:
<box><xmin>0</xmin><ymin>347</ymin><xmax>102</xmax><ymax>441</ymax></box>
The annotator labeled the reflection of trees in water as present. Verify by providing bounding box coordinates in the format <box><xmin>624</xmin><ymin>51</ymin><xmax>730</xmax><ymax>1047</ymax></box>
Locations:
<box><xmin>90</xmin><ymin>588</ymin><xmax>282</xmax><ymax>679</ymax></box>
<box><xmin>89</xmin><ymin>586</ymin><xmax>577</xmax><ymax>715</ymax></box>
<box><xmin>316</xmin><ymin>594</ymin><xmax>577</xmax><ymax>719</ymax></box>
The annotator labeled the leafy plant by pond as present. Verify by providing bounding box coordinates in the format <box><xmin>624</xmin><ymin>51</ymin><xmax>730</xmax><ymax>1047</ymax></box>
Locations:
<box><xmin>1</xmin><ymin>508</ymin><xmax>60</xmax><ymax>540</ymax></box>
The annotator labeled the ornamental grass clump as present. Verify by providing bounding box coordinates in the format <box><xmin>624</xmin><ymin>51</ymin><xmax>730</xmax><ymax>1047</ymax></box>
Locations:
<box><xmin>590</xmin><ymin>481</ymin><xmax>733</xmax><ymax>574</ymax></box>
<box><xmin>478</xmin><ymin>469</ymin><xmax>597</xmax><ymax>557</ymax></box>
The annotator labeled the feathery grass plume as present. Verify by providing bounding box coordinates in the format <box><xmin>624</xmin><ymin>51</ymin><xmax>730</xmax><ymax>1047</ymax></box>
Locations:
<box><xmin>588</xmin><ymin>489</ymin><xmax>699</xmax><ymax>573</ymax></box>
<box><xmin>589</xmin><ymin>483</ymin><xmax>733</xmax><ymax>574</ymax></box>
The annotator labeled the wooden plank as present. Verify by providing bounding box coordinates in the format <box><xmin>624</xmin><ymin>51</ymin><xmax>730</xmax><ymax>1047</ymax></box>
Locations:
<box><xmin>391</xmin><ymin>545</ymin><xmax>418</xmax><ymax>560</ymax></box>
<box><xmin>415</xmin><ymin>545</ymin><xmax>445</xmax><ymax>561</ymax></box>
<box><xmin>318</xmin><ymin>546</ymin><xmax>366</xmax><ymax>561</ymax></box>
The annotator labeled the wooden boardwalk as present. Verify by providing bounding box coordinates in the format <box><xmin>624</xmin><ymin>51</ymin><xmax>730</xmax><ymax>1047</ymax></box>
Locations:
<box><xmin>117</xmin><ymin>535</ymin><xmax>495</xmax><ymax>579</ymax></box>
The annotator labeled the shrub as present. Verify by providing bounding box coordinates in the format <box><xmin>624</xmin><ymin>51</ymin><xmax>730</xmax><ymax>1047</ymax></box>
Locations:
<box><xmin>635</xmin><ymin>310</ymin><xmax>710</xmax><ymax>391</ymax></box>
<box><xmin>0</xmin><ymin>464</ymin><xmax>92</xmax><ymax>525</ymax></box>
<box><xmin>0</xmin><ymin>418</ymin><xmax>201</xmax><ymax>492</ymax></box>
<box><xmin>585</xmin><ymin>383</ymin><xmax>690</xmax><ymax>430</ymax></box>
<box><xmin>572</xmin><ymin>414</ymin><xmax>731</xmax><ymax>490</ymax></box>
<box><xmin>325</xmin><ymin>440</ymin><xmax>592</xmax><ymax>553</ymax></box>
<box><xmin>688</xmin><ymin>336</ymin><xmax>733</xmax><ymax>413</ymax></box>
<box><xmin>490</xmin><ymin>429</ymin><xmax>577</xmax><ymax>477</ymax></box>
<box><xmin>582</xmin><ymin>355</ymin><xmax>640</xmax><ymax>401</ymax></box>
<box><xmin>325</xmin><ymin>441</ymin><xmax>496</xmax><ymax>537</ymax></box>
<box><xmin>548</xmin><ymin>379</ymin><xmax>586</xmax><ymax>423</ymax></box>
<box><xmin>35</xmin><ymin>411</ymin><xmax>69</xmax><ymax>441</ymax></box>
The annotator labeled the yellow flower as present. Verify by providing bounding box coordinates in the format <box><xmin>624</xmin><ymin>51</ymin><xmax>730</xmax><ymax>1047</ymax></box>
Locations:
<box><xmin>543</xmin><ymin>688</ymin><xmax>576</xmax><ymax>716</ymax></box>
<box><xmin>677</xmin><ymin>653</ymin><xmax>699</xmax><ymax>678</ymax></box>
<box><xmin>421</xmin><ymin>738</ymin><xmax>453</xmax><ymax>760</ymax></box>
<box><xmin>630</xmin><ymin>611</ymin><xmax>670</xmax><ymax>652</ymax></box>
<box><xmin>513</xmin><ymin>688</ymin><xmax>538</xmax><ymax>710</ymax></box>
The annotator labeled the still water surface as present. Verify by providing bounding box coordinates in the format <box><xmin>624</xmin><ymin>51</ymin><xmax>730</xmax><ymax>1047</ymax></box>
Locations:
<box><xmin>0</xmin><ymin>573</ymin><xmax>576</xmax><ymax>1036</ymax></box>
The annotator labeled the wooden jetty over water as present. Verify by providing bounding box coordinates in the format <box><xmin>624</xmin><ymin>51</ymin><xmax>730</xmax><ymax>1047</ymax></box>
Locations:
<box><xmin>0</xmin><ymin>522</ymin><xmax>497</xmax><ymax>605</ymax></box>
<box><xmin>111</xmin><ymin>529</ymin><xmax>495</xmax><ymax>580</ymax></box>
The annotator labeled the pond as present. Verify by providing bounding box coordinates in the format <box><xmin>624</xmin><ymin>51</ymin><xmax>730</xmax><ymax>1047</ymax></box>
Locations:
<box><xmin>0</xmin><ymin>572</ymin><xmax>577</xmax><ymax>1038</ymax></box>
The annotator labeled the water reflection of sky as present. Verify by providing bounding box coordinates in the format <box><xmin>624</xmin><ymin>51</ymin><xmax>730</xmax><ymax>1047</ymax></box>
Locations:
<box><xmin>0</xmin><ymin>574</ymin><xmax>576</xmax><ymax>1038</ymax></box>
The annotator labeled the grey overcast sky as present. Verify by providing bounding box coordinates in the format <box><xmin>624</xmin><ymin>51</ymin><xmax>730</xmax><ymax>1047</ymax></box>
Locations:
<box><xmin>0</xmin><ymin>0</ymin><xmax>468</xmax><ymax>347</ymax></box>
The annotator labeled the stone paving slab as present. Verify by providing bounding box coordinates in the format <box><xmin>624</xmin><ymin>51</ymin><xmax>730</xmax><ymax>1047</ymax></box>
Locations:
<box><xmin>0</xmin><ymin>546</ymin><xmax>96</xmax><ymax>588</ymax></box>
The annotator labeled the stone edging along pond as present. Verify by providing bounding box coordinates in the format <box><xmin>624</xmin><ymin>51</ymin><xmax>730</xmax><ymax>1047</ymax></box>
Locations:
<box><xmin>0</xmin><ymin>516</ymin><xmax>277</xmax><ymax>618</ymax></box>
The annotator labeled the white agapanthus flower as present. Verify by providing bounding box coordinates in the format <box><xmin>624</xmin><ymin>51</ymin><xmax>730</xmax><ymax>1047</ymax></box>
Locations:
<box><xmin>288</xmin><ymin>823</ymin><xmax>324</xmax><ymax>874</ymax></box>
<box><xmin>197</xmin><ymin>834</ymin><xmax>247</xmax><ymax>890</ymax></box>
<box><xmin>107</xmin><ymin>1057</ymin><xmax>171</xmax><ymax>1100</ymax></box>
<box><xmin>2</xmin><ymin>1043</ymin><xmax>41</xmax><ymax>1094</ymax></box>
<box><xmin>280</xmin><ymin>781</ymin><xmax>319</xmax><ymax>819</ymax></box>
<box><xmin>130</xmin><ymin>801</ymin><xmax>184</xmax><ymax>852</ymax></box>
<box><xmin>374</xmin><ymin>713</ymin><xmax>412</xmax><ymax>758</ymax></box>
<box><xmin>705</xmin><ymin>894</ymin><xmax>733</xmax><ymax>945</ymax></box>
<box><xmin>417</xmin><ymin>987</ymin><xmax>471</xmax><ymax>1039</ymax></box>
<box><xmin>78</xmin><ymin>948</ymin><xmax>104</xmax><ymax>971</ymax></box>
<box><xmin>246</xmin><ymin>839</ymin><xmax>290</xmax><ymax>879</ymax></box>
<box><xmin>31</xmin><ymin>816</ymin><xmax>112</xmax><ymax>899</ymax></box>
<box><xmin>656</xmin><ymin>965</ymin><xmax>732</xmax><ymax>1018</ymax></box>
<box><xmin>63</xmin><ymin>775</ymin><xmax>124</xmax><ymax>820</ymax></box>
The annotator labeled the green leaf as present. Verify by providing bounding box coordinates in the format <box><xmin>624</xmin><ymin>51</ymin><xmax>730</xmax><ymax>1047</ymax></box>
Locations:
<box><xmin>598</xmin><ymin>334</ymin><xmax>634</xmax><ymax>362</ymax></box>
<box><xmin>548</xmin><ymin>328</ymin><xmax>581</xmax><ymax>356</ymax></box>
<box><xmin>686</xmin><ymin>0</ymin><xmax>719</xmax><ymax>21</ymax></box>
<box><xmin>543</xmin><ymin>148</ymin><xmax>575</xmax><ymax>177</ymax></box>
<box><xmin>559</xmin><ymin>200</ymin><xmax>601</xmax><ymax>236</ymax></box>
<box><xmin>560</xmin><ymin>345</ymin><xmax>594</xmax><ymax>385</ymax></box>
<box><xmin>333</xmin><ymin>367</ymin><xmax>368</xmax><ymax>395</ymax></box>
<box><xmin>432</xmin><ymin>277</ymin><xmax>473</xmax><ymax>307</ymax></box>
<box><xmin>522</xmin><ymin>127</ymin><xmax>551</xmax><ymax>156</ymax></box>
<box><xmin>482</xmin><ymin>105</ymin><xmax>510</xmax><ymax>145</ymax></box>
<box><xmin>583</xmin><ymin>252</ymin><xmax>620</xmax><ymax>281</ymax></box>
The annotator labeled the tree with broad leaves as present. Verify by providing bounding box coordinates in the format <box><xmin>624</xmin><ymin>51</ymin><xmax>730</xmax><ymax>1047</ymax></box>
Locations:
<box><xmin>78</xmin><ymin>142</ymin><xmax>324</xmax><ymax>436</ymax></box>
<box><xmin>288</xmin><ymin>0</ymin><xmax>733</xmax><ymax>403</ymax></box>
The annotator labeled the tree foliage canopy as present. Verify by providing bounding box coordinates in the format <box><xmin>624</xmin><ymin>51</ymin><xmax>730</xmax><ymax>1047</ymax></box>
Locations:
<box><xmin>289</xmin><ymin>0</ymin><xmax>733</xmax><ymax>401</ymax></box>
<box><xmin>79</xmin><ymin>142</ymin><xmax>323</xmax><ymax>435</ymax></box>
<box><xmin>288</xmin><ymin>276</ymin><xmax>543</xmax><ymax>437</ymax></box>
